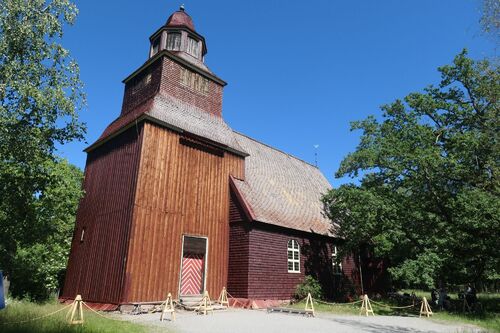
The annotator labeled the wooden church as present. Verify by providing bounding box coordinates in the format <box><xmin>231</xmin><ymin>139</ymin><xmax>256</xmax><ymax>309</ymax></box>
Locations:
<box><xmin>62</xmin><ymin>6</ymin><xmax>376</xmax><ymax>308</ymax></box>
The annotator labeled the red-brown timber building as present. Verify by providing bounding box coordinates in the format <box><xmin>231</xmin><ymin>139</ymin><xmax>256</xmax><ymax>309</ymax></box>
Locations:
<box><xmin>61</xmin><ymin>6</ymin><xmax>385</xmax><ymax>309</ymax></box>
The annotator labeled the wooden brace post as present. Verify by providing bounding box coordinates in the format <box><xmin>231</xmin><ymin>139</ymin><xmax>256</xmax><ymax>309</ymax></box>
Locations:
<box><xmin>160</xmin><ymin>293</ymin><xmax>176</xmax><ymax>322</ymax></box>
<box><xmin>67</xmin><ymin>294</ymin><xmax>84</xmax><ymax>325</ymax></box>
<box><xmin>218</xmin><ymin>287</ymin><xmax>229</xmax><ymax>308</ymax></box>
<box><xmin>419</xmin><ymin>297</ymin><xmax>433</xmax><ymax>318</ymax></box>
<box><xmin>359</xmin><ymin>294</ymin><xmax>374</xmax><ymax>316</ymax></box>
<box><xmin>304</xmin><ymin>292</ymin><xmax>315</xmax><ymax>317</ymax></box>
<box><xmin>196</xmin><ymin>290</ymin><xmax>214</xmax><ymax>315</ymax></box>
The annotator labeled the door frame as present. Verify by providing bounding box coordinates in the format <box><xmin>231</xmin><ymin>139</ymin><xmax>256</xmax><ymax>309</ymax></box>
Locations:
<box><xmin>178</xmin><ymin>234</ymin><xmax>209</xmax><ymax>297</ymax></box>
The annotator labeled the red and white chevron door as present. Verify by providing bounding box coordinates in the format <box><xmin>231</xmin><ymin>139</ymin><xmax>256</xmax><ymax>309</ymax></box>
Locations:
<box><xmin>180</xmin><ymin>253</ymin><xmax>205</xmax><ymax>295</ymax></box>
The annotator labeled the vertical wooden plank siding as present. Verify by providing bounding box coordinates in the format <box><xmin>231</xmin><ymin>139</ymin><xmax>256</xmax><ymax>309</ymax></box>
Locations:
<box><xmin>124</xmin><ymin>122</ymin><xmax>245</xmax><ymax>301</ymax></box>
<box><xmin>62</xmin><ymin>125</ymin><xmax>143</xmax><ymax>303</ymax></box>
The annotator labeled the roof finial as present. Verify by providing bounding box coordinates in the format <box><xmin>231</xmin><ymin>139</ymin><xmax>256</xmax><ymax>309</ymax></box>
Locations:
<box><xmin>180</xmin><ymin>4</ymin><xmax>185</xmax><ymax>11</ymax></box>
<box><xmin>313</xmin><ymin>144</ymin><xmax>319</xmax><ymax>167</ymax></box>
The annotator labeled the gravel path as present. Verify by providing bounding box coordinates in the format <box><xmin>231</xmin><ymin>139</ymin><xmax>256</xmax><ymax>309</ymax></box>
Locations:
<box><xmin>119</xmin><ymin>308</ymin><xmax>484</xmax><ymax>333</ymax></box>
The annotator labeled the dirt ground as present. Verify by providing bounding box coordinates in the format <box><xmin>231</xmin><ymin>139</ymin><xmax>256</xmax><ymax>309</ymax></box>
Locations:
<box><xmin>119</xmin><ymin>308</ymin><xmax>484</xmax><ymax>333</ymax></box>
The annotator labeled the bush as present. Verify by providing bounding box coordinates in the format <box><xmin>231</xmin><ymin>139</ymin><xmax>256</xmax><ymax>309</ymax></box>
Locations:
<box><xmin>294</xmin><ymin>275</ymin><xmax>323</xmax><ymax>300</ymax></box>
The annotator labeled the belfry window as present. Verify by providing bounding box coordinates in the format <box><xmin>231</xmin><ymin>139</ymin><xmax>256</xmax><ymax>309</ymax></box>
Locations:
<box><xmin>287</xmin><ymin>240</ymin><xmax>300</xmax><ymax>273</ymax></box>
<box><xmin>167</xmin><ymin>32</ymin><xmax>181</xmax><ymax>51</ymax></box>
<box><xmin>187</xmin><ymin>37</ymin><xmax>200</xmax><ymax>58</ymax></box>
<box><xmin>151</xmin><ymin>37</ymin><xmax>160</xmax><ymax>55</ymax></box>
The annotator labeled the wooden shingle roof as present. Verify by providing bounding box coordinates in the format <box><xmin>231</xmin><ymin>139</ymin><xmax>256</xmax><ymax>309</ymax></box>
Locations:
<box><xmin>232</xmin><ymin>132</ymin><xmax>335</xmax><ymax>236</ymax></box>
<box><xmin>90</xmin><ymin>94</ymin><xmax>335</xmax><ymax>236</ymax></box>
<box><xmin>89</xmin><ymin>94</ymin><xmax>247</xmax><ymax>156</ymax></box>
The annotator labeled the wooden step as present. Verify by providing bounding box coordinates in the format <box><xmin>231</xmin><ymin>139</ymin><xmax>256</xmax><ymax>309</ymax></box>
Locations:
<box><xmin>267</xmin><ymin>307</ymin><xmax>313</xmax><ymax>317</ymax></box>
<box><xmin>184</xmin><ymin>304</ymin><xmax>227</xmax><ymax>311</ymax></box>
<box><xmin>180</xmin><ymin>294</ymin><xmax>203</xmax><ymax>307</ymax></box>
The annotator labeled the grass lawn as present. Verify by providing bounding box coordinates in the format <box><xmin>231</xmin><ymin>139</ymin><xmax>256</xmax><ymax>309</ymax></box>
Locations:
<box><xmin>0</xmin><ymin>299</ymin><xmax>160</xmax><ymax>333</ymax></box>
<box><xmin>291</xmin><ymin>292</ymin><xmax>500</xmax><ymax>333</ymax></box>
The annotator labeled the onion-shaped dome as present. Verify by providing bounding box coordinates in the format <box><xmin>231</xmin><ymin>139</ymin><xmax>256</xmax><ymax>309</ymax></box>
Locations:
<box><xmin>166</xmin><ymin>5</ymin><xmax>195</xmax><ymax>31</ymax></box>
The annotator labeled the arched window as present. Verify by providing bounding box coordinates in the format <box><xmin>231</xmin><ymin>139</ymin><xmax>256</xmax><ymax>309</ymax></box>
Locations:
<box><xmin>287</xmin><ymin>239</ymin><xmax>300</xmax><ymax>273</ymax></box>
<box><xmin>332</xmin><ymin>246</ymin><xmax>343</xmax><ymax>275</ymax></box>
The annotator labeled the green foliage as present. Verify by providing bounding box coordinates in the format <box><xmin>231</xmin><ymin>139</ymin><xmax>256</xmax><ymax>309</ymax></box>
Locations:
<box><xmin>294</xmin><ymin>275</ymin><xmax>324</xmax><ymax>300</ymax></box>
<box><xmin>4</xmin><ymin>159</ymin><xmax>83</xmax><ymax>301</ymax></box>
<box><xmin>323</xmin><ymin>50</ymin><xmax>500</xmax><ymax>288</ymax></box>
<box><xmin>480</xmin><ymin>0</ymin><xmax>500</xmax><ymax>42</ymax></box>
<box><xmin>0</xmin><ymin>0</ymin><xmax>86</xmax><ymax>300</ymax></box>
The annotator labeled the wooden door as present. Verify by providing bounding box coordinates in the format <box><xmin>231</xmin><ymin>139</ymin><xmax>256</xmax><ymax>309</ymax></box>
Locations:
<box><xmin>180</xmin><ymin>253</ymin><xmax>205</xmax><ymax>295</ymax></box>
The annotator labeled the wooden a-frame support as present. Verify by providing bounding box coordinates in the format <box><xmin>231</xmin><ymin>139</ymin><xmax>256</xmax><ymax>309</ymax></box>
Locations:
<box><xmin>218</xmin><ymin>287</ymin><xmax>229</xmax><ymax>308</ymax></box>
<box><xmin>160</xmin><ymin>293</ymin><xmax>176</xmax><ymax>322</ymax></box>
<box><xmin>359</xmin><ymin>294</ymin><xmax>375</xmax><ymax>316</ymax></box>
<box><xmin>67</xmin><ymin>295</ymin><xmax>84</xmax><ymax>325</ymax></box>
<box><xmin>419</xmin><ymin>297</ymin><xmax>433</xmax><ymax>318</ymax></box>
<box><xmin>304</xmin><ymin>293</ymin><xmax>315</xmax><ymax>317</ymax></box>
<box><xmin>196</xmin><ymin>290</ymin><xmax>214</xmax><ymax>315</ymax></box>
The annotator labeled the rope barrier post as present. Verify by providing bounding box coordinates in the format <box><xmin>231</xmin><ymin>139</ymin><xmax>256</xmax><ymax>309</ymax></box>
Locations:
<box><xmin>218</xmin><ymin>287</ymin><xmax>229</xmax><ymax>308</ymax></box>
<box><xmin>160</xmin><ymin>293</ymin><xmax>175</xmax><ymax>322</ymax></box>
<box><xmin>67</xmin><ymin>295</ymin><xmax>84</xmax><ymax>325</ymax></box>
<box><xmin>304</xmin><ymin>293</ymin><xmax>315</xmax><ymax>317</ymax></box>
<box><xmin>196</xmin><ymin>290</ymin><xmax>213</xmax><ymax>315</ymax></box>
<box><xmin>419</xmin><ymin>297</ymin><xmax>433</xmax><ymax>318</ymax></box>
<box><xmin>359</xmin><ymin>294</ymin><xmax>374</xmax><ymax>316</ymax></box>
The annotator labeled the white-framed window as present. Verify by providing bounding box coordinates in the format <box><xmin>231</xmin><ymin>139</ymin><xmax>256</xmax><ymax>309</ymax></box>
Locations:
<box><xmin>167</xmin><ymin>32</ymin><xmax>181</xmax><ymax>51</ymax></box>
<box><xmin>287</xmin><ymin>239</ymin><xmax>300</xmax><ymax>273</ymax></box>
<box><xmin>332</xmin><ymin>246</ymin><xmax>343</xmax><ymax>275</ymax></box>
<box><xmin>187</xmin><ymin>37</ymin><xmax>200</xmax><ymax>58</ymax></box>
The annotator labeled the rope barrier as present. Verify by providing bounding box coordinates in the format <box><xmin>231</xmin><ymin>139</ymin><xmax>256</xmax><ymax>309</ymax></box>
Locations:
<box><xmin>225</xmin><ymin>291</ymin><xmax>246</xmax><ymax>307</ymax></box>
<box><xmin>369</xmin><ymin>299</ymin><xmax>419</xmax><ymax>309</ymax></box>
<box><xmin>0</xmin><ymin>303</ymin><xmax>73</xmax><ymax>325</ymax></box>
<box><xmin>295</xmin><ymin>295</ymin><xmax>416</xmax><ymax>310</ymax></box>
<box><xmin>82</xmin><ymin>302</ymin><xmax>144</xmax><ymax>322</ymax></box>
<box><xmin>315</xmin><ymin>299</ymin><xmax>363</xmax><ymax>306</ymax></box>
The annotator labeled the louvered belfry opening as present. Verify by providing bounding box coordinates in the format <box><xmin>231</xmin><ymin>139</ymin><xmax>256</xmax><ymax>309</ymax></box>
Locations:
<box><xmin>180</xmin><ymin>236</ymin><xmax>207</xmax><ymax>296</ymax></box>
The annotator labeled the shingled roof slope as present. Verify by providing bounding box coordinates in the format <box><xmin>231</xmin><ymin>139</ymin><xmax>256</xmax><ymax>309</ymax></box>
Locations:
<box><xmin>232</xmin><ymin>132</ymin><xmax>335</xmax><ymax>236</ymax></box>
<box><xmin>91</xmin><ymin>93</ymin><xmax>246</xmax><ymax>155</ymax></box>
<box><xmin>148</xmin><ymin>94</ymin><xmax>244</xmax><ymax>152</ymax></box>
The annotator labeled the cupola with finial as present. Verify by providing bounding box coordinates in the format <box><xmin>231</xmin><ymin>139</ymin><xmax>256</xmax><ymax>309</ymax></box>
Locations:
<box><xmin>149</xmin><ymin>5</ymin><xmax>208</xmax><ymax>64</ymax></box>
<box><xmin>120</xmin><ymin>5</ymin><xmax>226</xmax><ymax>119</ymax></box>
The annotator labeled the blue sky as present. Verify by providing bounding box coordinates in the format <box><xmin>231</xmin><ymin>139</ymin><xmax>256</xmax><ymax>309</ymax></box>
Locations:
<box><xmin>60</xmin><ymin>0</ymin><xmax>496</xmax><ymax>187</ymax></box>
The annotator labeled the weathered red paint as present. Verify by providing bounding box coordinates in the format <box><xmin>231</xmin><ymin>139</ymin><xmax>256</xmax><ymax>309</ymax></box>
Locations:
<box><xmin>228</xmin><ymin>191</ymin><xmax>362</xmax><ymax>300</ymax></box>
<box><xmin>61</xmin><ymin>125</ymin><xmax>144</xmax><ymax>304</ymax></box>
